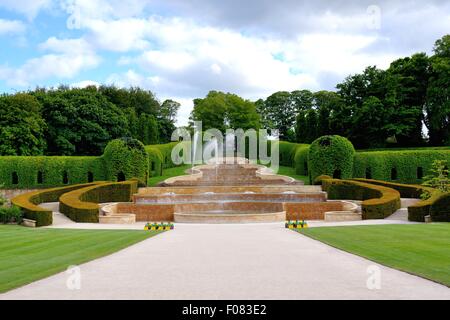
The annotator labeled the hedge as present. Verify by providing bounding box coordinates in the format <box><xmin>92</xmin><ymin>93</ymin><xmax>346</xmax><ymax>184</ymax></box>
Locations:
<box><xmin>0</xmin><ymin>156</ymin><xmax>105</xmax><ymax>189</ymax></box>
<box><xmin>353</xmin><ymin>149</ymin><xmax>450</xmax><ymax>184</ymax></box>
<box><xmin>309</xmin><ymin>135</ymin><xmax>355</xmax><ymax>182</ymax></box>
<box><xmin>352</xmin><ymin>178</ymin><xmax>434</xmax><ymax>198</ymax></box>
<box><xmin>325</xmin><ymin>179</ymin><xmax>401</xmax><ymax>219</ymax></box>
<box><xmin>293</xmin><ymin>145</ymin><xmax>310</xmax><ymax>175</ymax></box>
<box><xmin>11</xmin><ymin>182</ymin><xmax>102</xmax><ymax>227</ymax></box>
<box><xmin>0</xmin><ymin>141</ymin><xmax>180</xmax><ymax>188</ymax></box>
<box><xmin>103</xmin><ymin>138</ymin><xmax>148</xmax><ymax>184</ymax></box>
<box><xmin>59</xmin><ymin>181</ymin><xmax>138</xmax><ymax>223</ymax></box>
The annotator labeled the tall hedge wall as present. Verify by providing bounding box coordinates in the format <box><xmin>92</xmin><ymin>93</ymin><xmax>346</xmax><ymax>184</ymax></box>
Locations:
<box><xmin>353</xmin><ymin>149</ymin><xmax>450</xmax><ymax>184</ymax></box>
<box><xmin>0</xmin><ymin>156</ymin><xmax>105</xmax><ymax>189</ymax></box>
<box><xmin>0</xmin><ymin>141</ymin><xmax>179</xmax><ymax>188</ymax></box>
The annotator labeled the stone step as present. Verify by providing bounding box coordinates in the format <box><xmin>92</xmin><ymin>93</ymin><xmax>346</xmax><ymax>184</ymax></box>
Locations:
<box><xmin>99</xmin><ymin>214</ymin><xmax>136</xmax><ymax>224</ymax></box>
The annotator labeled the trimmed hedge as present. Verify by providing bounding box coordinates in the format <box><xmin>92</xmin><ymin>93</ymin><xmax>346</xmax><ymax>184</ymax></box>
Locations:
<box><xmin>325</xmin><ymin>179</ymin><xmax>401</xmax><ymax>220</ymax></box>
<box><xmin>352</xmin><ymin>178</ymin><xmax>450</xmax><ymax>222</ymax></box>
<box><xmin>352</xmin><ymin>178</ymin><xmax>434</xmax><ymax>198</ymax></box>
<box><xmin>314</xmin><ymin>175</ymin><xmax>332</xmax><ymax>185</ymax></box>
<box><xmin>103</xmin><ymin>138</ymin><xmax>148</xmax><ymax>184</ymax></box>
<box><xmin>429</xmin><ymin>193</ymin><xmax>450</xmax><ymax>222</ymax></box>
<box><xmin>59</xmin><ymin>181</ymin><xmax>138</xmax><ymax>223</ymax></box>
<box><xmin>11</xmin><ymin>182</ymin><xmax>101</xmax><ymax>226</ymax></box>
<box><xmin>293</xmin><ymin>145</ymin><xmax>310</xmax><ymax>175</ymax></box>
<box><xmin>0</xmin><ymin>156</ymin><xmax>105</xmax><ymax>189</ymax></box>
<box><xmin>309</xmin><ymin>135</ymin><xmax>355</xmax><ymax>182</ymax></box>
<box><xmin>0</xmin><ymin>141</ymin><xmax>180</xmax><ymax>189</ymax></box>
<box><xmin>353</xmin><ymin>149</ymin><xmax>450</xmax><ymax>184</ymax></box>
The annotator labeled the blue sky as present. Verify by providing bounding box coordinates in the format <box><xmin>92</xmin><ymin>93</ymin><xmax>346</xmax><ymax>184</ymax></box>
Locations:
<box><xmin>0</xmin><ymin>0</ymin><xmax>449</xmax><ymax>125</ymax></box>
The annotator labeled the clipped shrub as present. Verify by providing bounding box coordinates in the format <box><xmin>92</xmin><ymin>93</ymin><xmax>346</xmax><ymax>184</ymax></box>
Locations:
<box><xmin>11</xmin><ymin>182</ymin><xmax>101</xmax><ymax>226</ymax></box>
<box><xmin>309</xmin><ymin>135</ymin><xmax>355</xmax><ymax>182</ymax></box>
<box><xmin>353</xmin><ymin>149</ymin><xmax>450</xmax><ymax>184</ymax></box>
<box><xmin>0</xmin><ymin>156</ymin><xmax>105</xmax><ymax>189</ymax></box>
<box><xmin>0</xmin><ymin>205</ymin><xmax>23</xmax><ymax>224</ymax></box>
<box><xmin>103</xmin><ymin>138</ymin><xmax>148</xmax><ymax>184</ymax></box>
<box><xmin>352</xmin><ymin>178</ymin><xmax>435</xmax><ymax>198</ymax></box>
<box><xmin>313</xmin><ymin>175</ymin><xmax>332</xmax><ymax>185</ymax></box>
<box><xmin>293</xmin><ymin>145</ymin><xmax>310</xmax><ymax>175</ymax></box>
<box><xmin>429</xmin><ymin>193</ymin><xmax>450</xmax><ymax>222</ymax></box>
<box><xmin>326</xmin><ymin>179</ymin><xmax>401</xmax><ymax>219</ymax></box>
<box><xmin>59</xmin><ymin>181</ymin><xmax>138</xmax><ymax>223</ymax></box>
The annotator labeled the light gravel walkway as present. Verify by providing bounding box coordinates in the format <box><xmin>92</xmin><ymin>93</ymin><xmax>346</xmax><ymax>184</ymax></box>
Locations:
<box><xmin>2</xmin><ymin>222</ymin><xmax>449</xmax><ymax>300</ymax></box>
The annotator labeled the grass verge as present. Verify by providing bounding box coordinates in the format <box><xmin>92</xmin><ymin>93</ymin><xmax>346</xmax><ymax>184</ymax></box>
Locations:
<box><xmin>0</xmin><ymin>225</ymin><xmax>161</xmax><ymax>293</ymax></box>
<box><xmin>297</xmin><ymin>224</ymin><xmax>450</xmax><ymax>287</ymax></box>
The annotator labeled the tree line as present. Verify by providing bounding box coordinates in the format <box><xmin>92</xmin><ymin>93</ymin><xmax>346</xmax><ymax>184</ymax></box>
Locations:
<box><xmin>0</xmin><ymin>35</ymin><xmax>448</xmax><ymax>156</ymax></box>
<box><xmin>256</xmin><ymin>35</ymin><xmax>449</xmax><ymax>149</ymax></box>
<box><xmin>0</xmin><ymin>86</ymin><xmax>179</xmax><ymax>156</ymax></box>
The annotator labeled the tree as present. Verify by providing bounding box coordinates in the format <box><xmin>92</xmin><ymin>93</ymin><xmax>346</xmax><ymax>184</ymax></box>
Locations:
<box><xmin>158</xmin><ymin>99</ymin><xmax>180</xmax><ymax>143</ymax></box>
<box><xmin>226</xmin><ymin>94</ymin><xmax>260</xmax><ymax>130</ymax></box>
<box><xmin>138</xmin><ymin>114</ymin><xmax>159</xmax><ymax>145</ymax></box>
<box><xmin>34</xmin><ymin>87</ymin><xmax>129</xmax><ymax>156</ymax></box>
<box><xmin>190</xmin><ymin>91</ymin><xmax>260</xmax><ymax>132</ymax></box>
<box><xmin>261</xmin><ymin>91</ymin><xmax>295</xmax><ymax>139</ymax></box>
<box><xmin>385</xmin><ymin>53</ymin><xmax>430</xmax><ymax>146</ymax></box>
<box><xmin>0</xmin><ymin>93</ymin><xmax>46</xmax><ymax>155</ymax></box>
<box><xmin>425</xmin><ymin>35</ymin><xmax>450</xmax><ymax>146</ymax></box>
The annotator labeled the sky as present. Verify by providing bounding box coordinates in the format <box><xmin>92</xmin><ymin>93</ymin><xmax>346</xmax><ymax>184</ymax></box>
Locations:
<box><xmin>0</xmin><ymin>0</ymin><xmax>449</xmax><ymax>126</ymax></box>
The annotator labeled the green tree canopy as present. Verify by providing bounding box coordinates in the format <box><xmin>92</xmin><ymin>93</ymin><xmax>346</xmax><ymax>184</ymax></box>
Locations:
<box><xmin>0</xmin><ymin>93</ymin><xmax>46</xmax><ymax>156</ymax></box>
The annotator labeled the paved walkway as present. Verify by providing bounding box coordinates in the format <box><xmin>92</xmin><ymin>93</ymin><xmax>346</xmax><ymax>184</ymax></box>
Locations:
<box><xmin>2</xmin><ymin>222</ymin><xmax>449</xmax><ymax>300</ymax></box>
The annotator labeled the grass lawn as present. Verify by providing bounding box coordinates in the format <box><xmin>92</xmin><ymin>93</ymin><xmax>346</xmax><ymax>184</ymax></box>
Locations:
<box><xmin>277</xmin><ymin>166</ymin><xmax>309</xmax><ymax>184</ymax></box>
<box><xmin>148</xmin><ymin>165</ymin><xmax>191</xmax><ymax>186</ymax></box>
<box><xmin>297</xmin><ymin>224</ymin><xmax>450</xmax><ymax>286</ymax></box>
<box><xmin>0</xmin><ymin>225</ymin><xmax>161</xmax><ymax>293</ymax></box>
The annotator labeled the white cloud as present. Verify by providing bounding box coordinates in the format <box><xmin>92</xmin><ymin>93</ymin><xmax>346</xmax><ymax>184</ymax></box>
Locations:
<box><xmin>0</xmin><ymin>37</ymin><xmax>100</xmax><ymax>86</ymax></box>
<box><xmin>0</xmin><ymin>19</ymin><xmax>26</xmax><ymax>35</ymax></box>
<box><xmin>71</xmin><ymin>80</ymin><xmax>100</xmax><ymax>88</ymax></box>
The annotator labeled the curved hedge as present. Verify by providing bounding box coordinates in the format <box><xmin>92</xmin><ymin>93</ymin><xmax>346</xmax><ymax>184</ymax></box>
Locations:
<box><xmin>352</xmin><ymin>178</ymin><xmax>450</xmax><ymax>222</ymax></box>
<box><xmin>309</xmin><ymin>135</ymin><xmax>355</xmax><ymax>182</ymax></box>
<box><xmin>59</xmin><ymin>181</ymin><xmax>138</xmax><ymax>223</ymax></box>
<box><xmin>11</xmin><ymin>182</ymin><xmax>101</xmax><ymax>226</ymax></box>
<box><xmin>325</xmin><ymin>179</ymin><xmax>401</xmax><ymax>220</ymax></box>
<box><xmin>353</xmin><ymin>149</ymin><xmax>450</xmax><ymax>184</ymax></box>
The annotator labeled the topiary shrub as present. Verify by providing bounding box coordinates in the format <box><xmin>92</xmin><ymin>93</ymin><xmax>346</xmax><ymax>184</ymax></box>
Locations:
<box><xmin>11</xmin><ymin>182</ymin><xmax>101</xmax><ymax>226</ymax></box>
<box><xmin>313</xmin><ymin>175</ymin><xmax>332</xmax><ymax>185</ymax></box>
<box><xmin>59</xmin><ymin>181</ymin><xmax>138</xmax><ymax>223</ymax></box>
<box><xmin>293</xmin><ymin>145</ymin><xmax>310</xmax><ymax>175</ymax></box>
<box><xmin>326</xmin><ymin>179</ymin><xmax>401</xmax><ymax>219</ymax></box>
<box><xmin>309</xmin><ymin>135</ymin><xmax>355</xmax><ymax>182</ymax></box>
<box><xmin>429</xmin><ymin>193</ymin><xmax>450</xmax><ymax>222</ymax></box>
<box><xmin>103</xmin><ymin>138</ymin><xmax>148</xmax><ymax>185</ymax></box>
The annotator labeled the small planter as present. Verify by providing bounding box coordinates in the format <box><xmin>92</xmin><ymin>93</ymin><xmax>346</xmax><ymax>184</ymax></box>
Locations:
<box><xmin>145</xmin><ymin>222</ymin><xmax>174</xmax><ymax>231</ymax></box>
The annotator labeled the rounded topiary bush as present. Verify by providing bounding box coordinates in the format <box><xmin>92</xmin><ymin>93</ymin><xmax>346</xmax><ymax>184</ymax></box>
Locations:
<box><xmin>309</xmin><ymin>135</ymin><xmax>355</xmax><ymax>182</ymax></box>
<box><xmin>103</xmin><ymin>138</ymin><xmax>148</xmax><ymax>185</ymax></box>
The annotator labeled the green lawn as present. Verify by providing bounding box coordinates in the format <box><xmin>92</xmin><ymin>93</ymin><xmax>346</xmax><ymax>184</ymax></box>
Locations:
<box><xmin>0</xmin><ymin>225</ymin><xmax>161</xmax><ymax>293</ymax></box>
<box><xmin>277</xmin><ymin>166</ymin><xmax>309</xmax><ymax>184</ymax></box>
<box><xmin>297</xmin><ymin>224</ymin><xmax>450</xmax><ymax>286</ymax></box>
<box><xmin>148</xmin><ymin>165</ymin><xmax>191</xmax><ymax>186</ymax></box>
